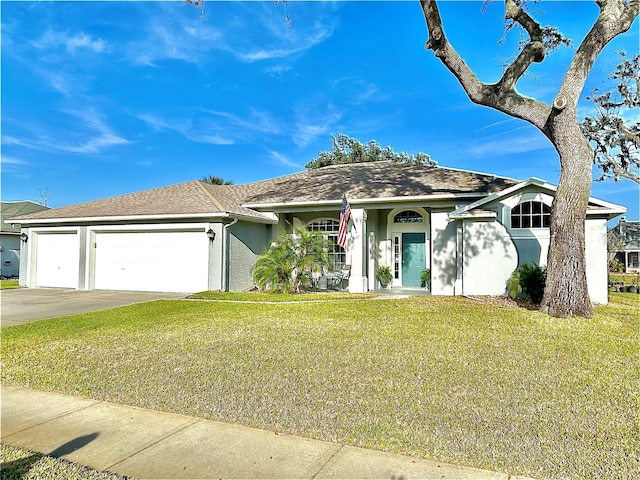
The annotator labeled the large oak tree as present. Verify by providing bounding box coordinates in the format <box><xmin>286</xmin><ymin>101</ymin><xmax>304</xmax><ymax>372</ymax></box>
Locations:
<box><xmin>421</xmin><ymin>0</ymin><xmax>638</xmax><ymax>317</ymax></box>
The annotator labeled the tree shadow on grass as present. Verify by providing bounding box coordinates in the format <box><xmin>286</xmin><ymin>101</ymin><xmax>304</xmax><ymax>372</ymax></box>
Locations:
<box><xmin>0</xmin><ymin>451</ymin><xmax>44</xmax><ymax>480</ymax></box>
<box><xmin>1</xmin><ymin>433</ymin><xmax>99</xmax><ymax>480</ymax></box>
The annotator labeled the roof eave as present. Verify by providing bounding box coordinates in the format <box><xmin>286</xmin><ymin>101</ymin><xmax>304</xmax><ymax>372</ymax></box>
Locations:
<box><xmin>244</xmin><ymin>192</ymin><xmax>488</xmax><ymax>210</ymax></box>
<box><xmin>10</xmin><ymin>211</ymin><xmax>278</xmax><ymax>226</ymax></box>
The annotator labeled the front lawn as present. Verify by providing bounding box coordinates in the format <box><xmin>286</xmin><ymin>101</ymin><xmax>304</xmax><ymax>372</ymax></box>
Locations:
<box><xmin>1</xmin><ymin>294</ymin><xmax>637</xmax><ymax>480</ymax></box>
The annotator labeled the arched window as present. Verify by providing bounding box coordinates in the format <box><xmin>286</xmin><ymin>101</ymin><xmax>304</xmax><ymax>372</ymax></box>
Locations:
<box><xmin>393</xmin><ymin>210</ymin><xmax>423</xmax><ymax>223</ymax></box>
<box><xmin>511</xmin><ymin>201</ymin><xmax>551</xmax><ymax>228</ymax></box>
<box><xmin>308</xmin><ymin>219</ymin><xmax>346</xmax><ymax>271</ymax></box>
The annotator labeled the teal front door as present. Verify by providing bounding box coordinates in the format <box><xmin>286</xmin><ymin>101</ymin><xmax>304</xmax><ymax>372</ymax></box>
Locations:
<box><xmin>402</xmin><ymin>233</ymin><xmax>426</xmax><ymax>287</ymax></box>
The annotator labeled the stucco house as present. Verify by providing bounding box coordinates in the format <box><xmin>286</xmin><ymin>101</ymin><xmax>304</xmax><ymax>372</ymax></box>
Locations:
<box><xmin>1</xmin><ymin>201</ymin><xmax>50</xmax><ymax>278</ymax></box>
<box><xmin>7</xmin><ymin>162</ymin><xmax>624</xmax><ymax>303</ymax></box>
<box><xmin>608</xmin><ymin>218</ymin><xmax>640</xmax><ymax>273</ymax></box>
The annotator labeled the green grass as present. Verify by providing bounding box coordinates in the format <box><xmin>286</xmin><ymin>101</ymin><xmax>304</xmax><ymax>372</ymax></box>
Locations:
<box><xmin>2</xmin><ymin>294</ymin><xmax>638</xmax><ymax>480</ymax></box>
<box><xmin>0</xmin><ymin>444</ymin><xmax>130</xmax><ymax>480</ymax></box>
<box><xmin>1</xmin><ymin>279</ymin><xmax>20</xmax><ymax>289</ymax></box>
<box><xmin>187</xmin><ymin>290</ymin><xmax>375</xmax><ymax>301</ymax></box>
<box><xmin>608</xmin><ymin>273</ymin><xmax>640</xmax><ymax>286</ymax></box>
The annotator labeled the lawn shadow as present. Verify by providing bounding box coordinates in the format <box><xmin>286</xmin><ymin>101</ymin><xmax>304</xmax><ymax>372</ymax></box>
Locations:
<box><xmin>0</xmin><ymin>451</ymin><xmax>44</xmax><ymax>480</ymax></box>
<box><xmin>0</xmin><ymin>433</ymin><xmax>99</xmax><ymax>479</ymax></box>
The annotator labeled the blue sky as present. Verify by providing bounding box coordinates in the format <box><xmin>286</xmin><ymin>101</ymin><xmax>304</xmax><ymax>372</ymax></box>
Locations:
<box><xmin>2</xmin><ymin>1</ymin><xmax>638</xmax><ymax>221</ymax></box>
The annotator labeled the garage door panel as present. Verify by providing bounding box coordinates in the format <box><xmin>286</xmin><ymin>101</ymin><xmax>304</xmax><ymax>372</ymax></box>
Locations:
<box><xmin>35</xmin><ymin>233</ymin><xmax>80</xmax><ymax>288</ymax></box>
<box><xmin>94</xmin><ymin>231</ymin><xmax>208</xmax><ymax>293</ymax></box>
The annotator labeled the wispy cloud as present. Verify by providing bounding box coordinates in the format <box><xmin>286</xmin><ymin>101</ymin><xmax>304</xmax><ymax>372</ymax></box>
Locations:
<box><xmin>1</xmin><ymin>155</ymin><xmax>27</xmax><ymax>165</ymax></box>
<box><xmin>265</xmin><ymin>64</ymin><xmax>293</xmax><ymax>76</ymax></box>
<box><xmin>233</xmin><ymin>23</ymin><xmax>336</xmax><ymax>62</ymax></box>
<box><xmin>203</xmin><ymin>109</ymin><xmax>284</xmax><ymax>136</ymax></box>
<box><xmin>127</xmin><ymin>17</ymin><xmax>223</xmax><ymax>66</ymax></box>
<box><xmin>137</xmin><ymin>109</ymin><xmax>285</xmax><ymax>145</ymax></box>
<box><xmin>293</xmin><ymin>110</ymin><xmax>343</xmax><ymax>147</ymax></box>
<box><xmin>127</xmin><ymin>2</ymin><xmax>337</xmax><ymax>66</ymax></box>
<box><xmin>60</xmin><ymin>109</ymin><xmax>129</xmax><ymax>153</ymax></box>
<box><xmin>5</xmin><ymin>109</ymin><xmax>129</xmax><ymax>155</ymax></box>
<box><xmin>32</xmin><ymin>30</ymin><xmax>108</xmax><ymax>54</ymax></box>
<box><xmin>467</xmin><ymin>131</ymin><xmax>552</xmax><ymax>158</ymax></box>
<box><xmin>473</xmin><ymin>118</ymin><xmax>517</xmax><ymax>133</ymax></box>
<box><xmin>267</xmin><ymin>149</ymin><xmax>301</xmax><ymax>168</ymax></box>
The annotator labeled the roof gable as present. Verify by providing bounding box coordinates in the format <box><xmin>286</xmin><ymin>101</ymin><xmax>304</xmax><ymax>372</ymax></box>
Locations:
<box><xmin>1</xmin><ymin>201</ymin><xmax>50</xmax><ymax>232</ymax></box>
<box><xmin>449</xmin><ymin>178</ymin><xmax>626</xmax><ymax>220</ymax></box>
<box><xmin>609</xmin><ymin>220</ymin><xmax>640</xmax><ymax>250</ymax></box>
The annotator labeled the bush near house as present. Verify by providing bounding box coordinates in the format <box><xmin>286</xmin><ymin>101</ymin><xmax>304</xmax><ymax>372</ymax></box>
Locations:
<box><xmin>252</xmin><ymin>226</ymin><xmax>328</xmax><ymax>293</ymax></box>
<box><xmin>506</xmin><ymin>263</ymin><xmax>547</xmax><ymax>303</ymax></box>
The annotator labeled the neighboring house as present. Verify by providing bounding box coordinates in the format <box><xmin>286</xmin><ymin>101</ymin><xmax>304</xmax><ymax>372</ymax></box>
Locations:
<box><xmin>608</xmin><ymin>218</ymin><xmax>640</xmax><ymax>273</ymax></box>
<box><xmin>0</xmin><ymin>201</ymin><xmax>50</xmax><ymax>278</ymax></box>
<box><xmin>6</xmin><ymin>162</ymin><xmax>624</xmax><ymax>303</ymax></box>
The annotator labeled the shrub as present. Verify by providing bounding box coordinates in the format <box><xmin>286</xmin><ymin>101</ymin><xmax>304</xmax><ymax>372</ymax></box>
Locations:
<box><xmin>608</xmin><ymin>258</ymin><xmax>624</xmax><ymax>273</ymax></box>
<box><xmin>519</xmin><ymin>263</ymin><xmax>547</xmax><ymax>303</ymax></box>
<box><xmin>376</xmin><ymin>266</ymin><xmax>393</xmax><ymax>283</ymax></box>
<box><xmin>252</xmin><ymin>226</ymin><xmax>328</xmax><ymax>293</ymax></box>
<box><xmin>420</xmin><ymin>269</ymin><xmax>431</xmax><ymax>289</ymax></box>
<box><xmin>506</xmin><ymin>263</ymin><xmax>547</xmax><ymax>304</ymax></box>
<box><xmin>506</xmin><ymin>269</ymin><xmax>522</xmax><ymax>299</ymax></box>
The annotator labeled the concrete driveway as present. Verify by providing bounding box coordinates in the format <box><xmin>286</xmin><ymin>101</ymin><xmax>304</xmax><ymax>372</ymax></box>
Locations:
<box><xmin>1</xmin><ymin>288</ymin><xmax>185</xmax><ymax>328</ymax></box>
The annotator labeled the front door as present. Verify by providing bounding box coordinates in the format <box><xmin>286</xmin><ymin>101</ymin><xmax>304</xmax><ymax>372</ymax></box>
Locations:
<box><xmin>402</xmin><ymin>233</ymin><xmax>425</xmax><ymax>287</ymax></box>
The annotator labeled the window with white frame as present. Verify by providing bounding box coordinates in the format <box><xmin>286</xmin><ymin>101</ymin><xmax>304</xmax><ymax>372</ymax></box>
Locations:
<box><xmin>393</xmin><ymin>210</ymin><xmax>423</xmax><ymax>223</ymax></box>
<box><xmin>307</xmin><ymin>219</ymin><xmax>346</xmax><ymax>272</ymax></box>
<box><xmin>511</xmin><ymin>201</ymin><xmax>551</xmax><ymax>229</ymax></box>
<box><xmin>628</xmin><ymin>252</ymin><xmax>639</xmax><ymax>269</ymax></box>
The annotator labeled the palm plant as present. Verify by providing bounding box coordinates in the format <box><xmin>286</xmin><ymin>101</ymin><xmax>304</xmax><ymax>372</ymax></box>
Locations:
<box><xmin>252</xmin><ymin>239</ymin><xmax>295</xmax><ymax>293</ymax></box>
<box><xmin>252</xmin><ymin>226</ymin><xmax>328</xmax><ymax>293</ymax></box>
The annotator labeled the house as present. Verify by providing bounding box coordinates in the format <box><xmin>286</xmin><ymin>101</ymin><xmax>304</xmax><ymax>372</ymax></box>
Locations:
<box><xmin>608</xmin><ymin>218</ymin><xmax>640</xmax><ymax>273</ymax></box>
<box><xmin>6</xmin><ymin>162</ymin><xmax>624</xmax><ymax>303</ymax></box>
<box><xmin>1</xmin><ymin>201</ymin><xmax>50</xmax><ymax>278</ymax></box>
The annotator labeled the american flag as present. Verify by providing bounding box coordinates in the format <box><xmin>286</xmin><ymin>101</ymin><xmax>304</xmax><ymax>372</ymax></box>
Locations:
<box><xmin>337</xmin><ymin>194</ymin><xmax>351</xmax><ymax>249</ymax></box>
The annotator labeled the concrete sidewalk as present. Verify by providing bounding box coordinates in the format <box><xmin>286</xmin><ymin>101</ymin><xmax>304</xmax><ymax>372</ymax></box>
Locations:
<box><xmin>1</xmin><ymin>385</ymin><xmax>534</xmax><ymax>480</ymax></box>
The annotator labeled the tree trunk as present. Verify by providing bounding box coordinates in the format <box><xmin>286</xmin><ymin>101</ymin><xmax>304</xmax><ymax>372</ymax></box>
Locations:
<box><xmin>541</xmin><ymin>118</ymin><xmax>595</xmax><ymax>318</ymax></box>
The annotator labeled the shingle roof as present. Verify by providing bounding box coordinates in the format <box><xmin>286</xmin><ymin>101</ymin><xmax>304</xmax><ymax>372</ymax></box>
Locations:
<box><xmin>230</xmin><ymin>162</ymin><xmax>517</xmax><ymax>205</ymax></box>
<box><xmin>9</xmin><ymin>162</ymin><xmax>520</xmax><ymax>223</ymax></box>
<box><xmin>1</xmin><ymin>201</ymin><xmax>50</xmax><ymax>232</ymax></box>
<box><xmin>8</xmin><ymin>181</ymin><xmax>274</xmax><ymax>222</ymax></box>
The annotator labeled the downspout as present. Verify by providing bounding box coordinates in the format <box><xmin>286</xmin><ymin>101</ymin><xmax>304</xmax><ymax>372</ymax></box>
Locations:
<box><xmin>221</xmin><ymin>217</ymin><xmax>239</xmax><ymax>292</ymax></box>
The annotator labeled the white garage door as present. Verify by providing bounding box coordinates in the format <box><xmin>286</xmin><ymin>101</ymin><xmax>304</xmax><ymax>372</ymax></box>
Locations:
<box><xmin>94</xmin><ymin>231</ymin><xmax>208</xmax><ymax>293</ymax></box>
<box><xmin>35</xmin><ymin>232</ymin><xmax>80</xmax><ymax>288</ymax></box>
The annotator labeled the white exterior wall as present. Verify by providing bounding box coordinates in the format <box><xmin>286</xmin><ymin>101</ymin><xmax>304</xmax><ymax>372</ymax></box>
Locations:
<box><xmin>462</xmin><ymin>219</ymin><xmax>518</xmax><ymax>296</ymax></box>
<box><xmin>430</xmin><ymin>210</ymin><xmax>457</xmax><ymax>295</ymax></box>
<box><xmin>585</xmin><ymin>218</ymin><xmax>608</xmax><ymax>304</ymax></box>
<box><xmin>0</xmin><ymin>235</ymin><xmax>21</xmax><ymax>278</ymax></box>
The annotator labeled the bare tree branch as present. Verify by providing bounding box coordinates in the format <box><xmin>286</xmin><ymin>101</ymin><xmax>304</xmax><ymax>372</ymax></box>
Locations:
<box><xmin>555</xmin><ymin>0</ymin><xmax>638</xmax><ymax>114</ymax></box>
<box><xmin>421</xmin><ymin>0</ymin><xmax>551</xmax><ymax>130</ymax></box>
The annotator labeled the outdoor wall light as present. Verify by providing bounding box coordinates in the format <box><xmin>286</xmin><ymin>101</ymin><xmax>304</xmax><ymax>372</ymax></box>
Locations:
<box><xmin>19</xmin><ymin>232</ymin><xmax>29</xmax><ymax>242</ymax></box>
<box><xmin>206</xmin><ymin>228</ymin><xmax>216</xmax><ymax>241</ymax></box>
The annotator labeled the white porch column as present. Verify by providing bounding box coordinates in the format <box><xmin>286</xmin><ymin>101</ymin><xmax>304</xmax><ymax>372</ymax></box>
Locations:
<box><xmin>348</xmin><ymin>208</ymin><xmax>368</xmax><ymax>293</ymax></box>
